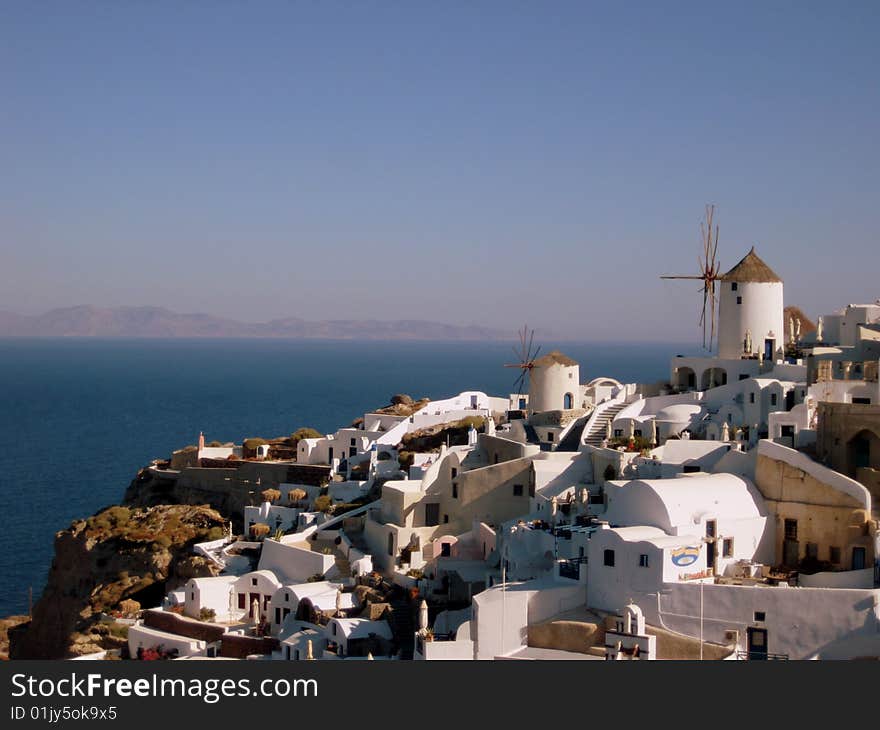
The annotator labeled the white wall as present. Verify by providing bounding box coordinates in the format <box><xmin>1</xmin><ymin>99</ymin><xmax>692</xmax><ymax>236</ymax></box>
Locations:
<box><xmin>717</xmin><ymin>279</ymin><xmax>785</xmax><ymax>360</ymax></box>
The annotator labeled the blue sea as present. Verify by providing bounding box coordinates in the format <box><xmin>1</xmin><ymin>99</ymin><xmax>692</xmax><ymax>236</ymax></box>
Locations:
<box><xmin>0</xmin><ymin>337</ymin><xmax>699</xmax><ymax>617</ymax></box>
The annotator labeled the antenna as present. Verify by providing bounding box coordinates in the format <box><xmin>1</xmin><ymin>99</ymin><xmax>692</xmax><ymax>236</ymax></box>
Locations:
<box><xmin>504</xmin><ymin>325</ymin><xmax>541</xmax><ymax>404</ymax></box>
<box><xmin>661</xmin><ymin>204</ymin><xmax>722</xmax><ymax>350</ymax></box>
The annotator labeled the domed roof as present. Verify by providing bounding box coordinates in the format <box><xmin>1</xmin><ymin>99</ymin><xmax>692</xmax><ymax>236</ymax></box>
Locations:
<box><xmin>655</xmin><ymin>404</ymin><xmax>703</xmax><ymax>422</ymax></box>
<box><xmin>721</xmin><ymin>247</ymin><xmax>782</xmax><ymax>283</ymax></box>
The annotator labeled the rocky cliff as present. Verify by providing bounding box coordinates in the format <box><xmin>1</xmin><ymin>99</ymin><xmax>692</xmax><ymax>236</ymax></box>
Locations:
<box><xmin>9</xmin><ymin>504</ymin><xmax>227</xmax><ymax>659</ymax></box>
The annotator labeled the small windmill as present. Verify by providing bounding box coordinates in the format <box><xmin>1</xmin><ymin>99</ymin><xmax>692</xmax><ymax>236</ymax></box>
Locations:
<box><xmin>661</xmin><ymin>204</ymin><xmax>722</xmax><ymax>350</ymax></box>
<box><xmin>504</xmin><ymin>325</ymin><xmax>541</xmax><ymax>406</ymax></box>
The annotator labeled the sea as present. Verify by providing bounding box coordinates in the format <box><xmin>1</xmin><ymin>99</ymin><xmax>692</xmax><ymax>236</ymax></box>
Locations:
<box><xmin>0</xmin><ymin>337</ymin><xmax>701</xmax><ymax>618</ymax></box>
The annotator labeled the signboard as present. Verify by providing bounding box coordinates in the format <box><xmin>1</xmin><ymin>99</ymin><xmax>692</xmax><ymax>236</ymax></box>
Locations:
<box><xmin>670</xmin><ymin>546</ymin><xmax>700</xmax><ymax>567</ymax></box>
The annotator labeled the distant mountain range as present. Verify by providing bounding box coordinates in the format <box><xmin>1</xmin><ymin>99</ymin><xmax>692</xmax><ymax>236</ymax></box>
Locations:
<box><xmin>0</xmin><ymin>306</ymin><xmax>514</xmax><ymax>341</ymax></box>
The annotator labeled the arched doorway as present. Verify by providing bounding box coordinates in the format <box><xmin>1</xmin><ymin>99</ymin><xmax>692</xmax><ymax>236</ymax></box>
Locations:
<box><xmin>701</xmin><ymin>367</ymin><xmax>727</xmax><ymax>390</ymax></box>
<box><xmin>675</xmin><ymin>367</ymin><xmax>696</xmax><ymax>390</ymax></box>
<box><xmin>564</xmin><ymin>392</ymin><xmax>574</xmax><ymax>409</ymax></box>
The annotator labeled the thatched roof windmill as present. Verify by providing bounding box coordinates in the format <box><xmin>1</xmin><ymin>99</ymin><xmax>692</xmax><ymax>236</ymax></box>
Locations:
<box><xmin>661</xmin><ymin>205</ymin><xmax>722</xmax><ymax>350</ymax></box>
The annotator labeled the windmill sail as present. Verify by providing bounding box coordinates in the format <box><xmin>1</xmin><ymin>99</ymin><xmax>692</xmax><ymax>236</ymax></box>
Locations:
<box><xmin>660</xmin><ymin>205</ymin><xmax>721</xmax><ymax>350</ymax></box>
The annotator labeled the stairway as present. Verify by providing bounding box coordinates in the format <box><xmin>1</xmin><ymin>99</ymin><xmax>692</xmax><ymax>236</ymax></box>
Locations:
<box><xmin>388</xmin><ymin>596</ymin><xmax>415</xmax><ymax>659</ymax></box>
<box><xmin>555</xmin><ymin>414</ymin><xmax>591</xmax><ymax>452</ymax></box>
<box><xmin>583</xmin><ymin>402</ymin><xmax>628</xmax><ymax>447</ymax></box>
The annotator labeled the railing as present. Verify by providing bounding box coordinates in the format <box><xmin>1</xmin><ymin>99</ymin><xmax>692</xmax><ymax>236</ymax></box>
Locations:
<box><xmin>735</xmin><ymin>650</ymin><xmax>789</xmax><ymax>661</ymax></box>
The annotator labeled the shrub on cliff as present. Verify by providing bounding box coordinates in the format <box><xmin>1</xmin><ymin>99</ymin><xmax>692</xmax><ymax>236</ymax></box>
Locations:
<box><xmin>289</xmin><ymin>427</ymin><xmax>323</xmax><ymax>448</ymax></box>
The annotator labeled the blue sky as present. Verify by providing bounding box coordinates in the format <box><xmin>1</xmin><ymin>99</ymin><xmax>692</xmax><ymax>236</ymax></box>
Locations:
<box><xmin>1</xmin><ymin>1</ymin><xmax>878</xmax><ymax>341</ymax></box>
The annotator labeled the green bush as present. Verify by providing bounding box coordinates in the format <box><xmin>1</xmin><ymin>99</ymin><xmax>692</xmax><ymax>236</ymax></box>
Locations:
<box><xmin>199</xmin><ymin>608</ymin><xmax>216</xmax><ymax>623</ymax></box>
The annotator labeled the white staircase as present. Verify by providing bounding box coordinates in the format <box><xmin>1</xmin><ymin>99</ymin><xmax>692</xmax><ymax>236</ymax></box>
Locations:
<box><xmin>583</xmin><ymin>402</ymin><xmax>628</xmax><ymax>446</ymax></box>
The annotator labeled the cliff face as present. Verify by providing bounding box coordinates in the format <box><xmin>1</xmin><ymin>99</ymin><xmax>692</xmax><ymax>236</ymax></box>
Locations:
<box><xmin>124</xmin><ymin>467</ymin><xmax>250</xmax><ymax>527</ymax></box>
<box><xmin>9</xmin><ymin>504</ymin><xmax>226</xmax><ymax>659</ymax></box>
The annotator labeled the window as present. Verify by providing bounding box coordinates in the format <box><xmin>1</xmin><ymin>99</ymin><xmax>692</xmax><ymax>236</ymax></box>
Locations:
<box><xmin>723</xmin><ymin>538</ymin><xmax>734</xmax><ymax>557</ymax></box>
<box><xmin>830</xmin><ymin>546</ymin><xmax>841</xmax><ymax>564</ymax></box>
<box><xmin>604</xmin><ymin>549</ymin><xmax>615</xmax><ymax>567</ymax></box>
<box><xmin>771</xmin><ymin>393</ymin><xmax>778</xmax><ymax>406</ymax></box>
<box><xmin>349</xmin><ymin>447</ymin><xmax>356</xmax><ymax>457</ymax></box>
<box><xmin>284</xmin><ymin>593</ymin><xmax>289</xmax><ymax>602</ymax></box>
<box><xmin>739</xmin><ymin>373</ymin><xmax>749</xmax><ymax>380</ymax></box>
<box><xmin>191</xmin><ymin>592</ymin><xmax>195</xmax><ymax>601</ymax></box>
<box><xmin>547</xmin><ymin>432</ymin><xmax>554</xmax><ymax>442</ymax></box>
<box><xmin>806</xmin><ymin>543</ymin><xmax>818</xmax><ymax>560</ymax></box>
<box><xmin>638</xmin><ymin>554</ymin><xmax>649</xmax><ymax>568</ymax></box>
<box><xmin>853</xmin><ymin>397</ymin><xmax>871</xmax><ymax>405</ymax></box>
<box><xmin>754</xmin><ymin>611</ymin><xmax>765</xmax><ymax>622</ymax></box>
<box><xmin>443</xmin><ymin>514</ymin><xmax>449</xmax><ymax>524</ymax></box>
<box><xmin>238</xmin><ymin>593</ymin><xmax>245</xmax><ymax>609</ymax></box>
<box><xmin>452</xmin><ymin>483</ymin><xmax>458</xmax><ymax>499</ymax></box>
<box><xmin>634</xmin><ymin>429</ymin><xmax>642</xmax><ymax>437</ymax></box>
<box><xmin>784</xmin><ymin>519</ymin><xmax>797</xmax><ymax>540</ymax></box>
<box><xmin>513</xmin><ymin>484</ymin><xmax>524</xmax><ymax>496</ymax></box>
<box><xmin>451</xmin><ymin>468</ymin><xmax>457</xmax><ymax>478</ymax></box>
<box><xmin>252</xmin><ymin>578</ymin><xmax>258</xmax><ymax>587</ymax></box>
<box><xmin>705</xmin><ymin>520</ymin><xmax>716</xmax><ymax>538</ymax></box>
<box><xmin>736</xmin><ymin>296</ymin><xmax>742</xmax><ymax>304</ymax></box>
<box><xmin>731</xmin><ymin>282</ymin><xmax>738</xmax><ymax>291</ymax></box>
<box><xmin>683</xmin><ymin>465</ymin><xmax>701</xmax><ymax>473</ymax></box>
<box><xmin>749</xmin><ymin>392</ymin><xmax>755</xmax><ymax>404</ymax></box>
<box><xmin>781</xmin><ymin>425</ymin><xmax>794</xmax><ymax>438</ymax></box>
<box><xmin>332</xmin><ymin>624</ymin><xmax>337</xmax><ymax>635</ymax></box>
<box><xmin>350</xmin><ymin>438</ymin><xmax>356</xmax><ymax>446</ymax></box>
<box><xmin>614</xmin><ymin>429</ymin><xmax>623</xmax><ymax>438</ymax></box>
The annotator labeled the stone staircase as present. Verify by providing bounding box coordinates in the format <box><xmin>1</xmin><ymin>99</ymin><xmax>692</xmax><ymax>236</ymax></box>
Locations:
<box><xmin>583</xmin><ymin>402</ymin><xmax>628</xmax><ymax>446</ymax></box>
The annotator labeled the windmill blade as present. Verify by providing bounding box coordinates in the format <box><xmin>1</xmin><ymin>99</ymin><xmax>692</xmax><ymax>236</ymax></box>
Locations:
<box><xmin>709</xmin><ymin>281</ymin><xmax>717</xmax><ymax>348</ymax></box>
<box><xmin>530</xmin><ymin>344</ymin><xmax>542</xmax><ymax>363</ymax></box>
<box><xmin>660</xmin><ymin>274</ymin><xmax>705</xmax><ymax>280</ymax></box>
<box><xmin>513</xmin><ymin>370</ymin><xmax>527</xmax><ymax>396</ymax></box>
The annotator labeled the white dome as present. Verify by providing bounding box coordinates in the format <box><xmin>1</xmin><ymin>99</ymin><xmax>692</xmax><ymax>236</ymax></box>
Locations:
<box><xmin>655</xmin><ymin>404</ymin><xmax>703</xmax><ymax>423</ymax></box>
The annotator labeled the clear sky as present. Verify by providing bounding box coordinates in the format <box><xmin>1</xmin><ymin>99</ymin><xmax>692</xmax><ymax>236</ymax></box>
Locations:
<box><xmin>1</xmin><ymin>1</ymin><xmax>878</xmax><ymax>341</ymax></box>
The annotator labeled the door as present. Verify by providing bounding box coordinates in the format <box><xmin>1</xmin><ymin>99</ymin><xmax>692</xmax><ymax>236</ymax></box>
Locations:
<box><xmin>852</xmin><ymin>547</ymin><xmax>867</xmax><ymax>570</ymax></box>
<box><xmin>764</xmin><ymin>339</ymin><xmax>774</xmax><ymax>361</ymax></box>
<box><xmin>705</xmin><ymin>520</ymin><xmax>717</xmax><ymax>575</ymax></box>
<box><xmin>706</xmin><ymin>541</ymin><xmax>716</xmax><ymax>575</ymax></box>
<box><xmin>746</xmin><ymin>627</ymin><xmax>768</xmax><ymax>660</ymax></box>
<box><xmin>425</xmin><ymin>503</ymin><xmax>440</xmax><ymax>526</ymax></box>
<box><xmin>783</xmin><ymin>540</ymin><xmax>799</xmax><ymax>567</ymax></box>
<box><xmin>275</xmin><ymin>607</ymin><xmax>281</xmax><ymax>625</ymax></box>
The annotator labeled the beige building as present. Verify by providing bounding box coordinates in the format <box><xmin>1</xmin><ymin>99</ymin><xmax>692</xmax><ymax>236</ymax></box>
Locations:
<box><xmin>754</xmin><ymin>440</ymin><xmax>876</xmax><ymax>571</ymax></box>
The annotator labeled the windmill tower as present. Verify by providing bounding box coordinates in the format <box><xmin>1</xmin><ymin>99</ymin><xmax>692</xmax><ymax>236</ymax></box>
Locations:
<box><xmin>504</xmin><ymin>325</ymin><xmax>541</xmax><ymax>411</ymax></box>
<box><xmin>661</xmin><ymin>204</ymin><xmax>723</xmax><ymax>351</ymax></box>
<box><xmin>716</xmin><ymin>247</ymin><xmax>784</xmax><ymax>361</ymax></box>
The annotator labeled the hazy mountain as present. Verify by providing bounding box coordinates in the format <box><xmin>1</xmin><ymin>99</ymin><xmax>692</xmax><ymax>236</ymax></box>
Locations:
<box><xmin>0</xmin><ymin>306</ymin><xmax>514</xmax><ymax>341</ymax></box>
